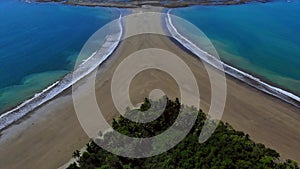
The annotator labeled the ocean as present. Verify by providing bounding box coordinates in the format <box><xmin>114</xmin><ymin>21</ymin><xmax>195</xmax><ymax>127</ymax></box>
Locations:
<box><xmin>0</xmin><ymin>0</ymin><xmax>124</xmax><ymax>130</ymax></box>
<box><xmin>1</xmin><ymin>0</ymin><xmax>300</xmax><ymax>130</ymax></box>
<box><xmin>169</xmin><ymin>1</ymin><xmax>300</xmax><ymax>100</ymax></box>
<box><xmin>0</xmin><ymin>0</ymin><xmax>121</xmax><ymax>114</ymax></box>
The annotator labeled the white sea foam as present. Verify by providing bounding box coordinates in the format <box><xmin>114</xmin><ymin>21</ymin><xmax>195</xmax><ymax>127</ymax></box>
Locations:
<box><xmin>0</xmin><ymin>14</ymin><xmax>123</xmax><ymax>131</ymax></box>
<box><xmin>165</xmin><ymin>10</ymin><xmax>300</xmax><ymax>108</ymax></box>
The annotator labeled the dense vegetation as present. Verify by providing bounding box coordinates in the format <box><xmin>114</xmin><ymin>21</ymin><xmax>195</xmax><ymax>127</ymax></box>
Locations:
<box><xmin>68</xmin><ymin>97</ymin><xmax>299</xmax><ymax>169</ymax></box>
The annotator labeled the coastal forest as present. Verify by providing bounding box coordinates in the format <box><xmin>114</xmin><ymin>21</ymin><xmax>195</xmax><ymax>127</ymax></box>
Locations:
<box><xmin>68</xmin><ymin>97</ymin><xmax>299</xmax><ymax>169</ymax></box>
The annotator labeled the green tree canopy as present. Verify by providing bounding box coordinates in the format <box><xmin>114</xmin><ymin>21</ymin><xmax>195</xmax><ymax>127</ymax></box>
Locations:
<box><xmin>68</xmin><ymin>97</ymin><xmax>299</xmax><ymax>169</ymax></box>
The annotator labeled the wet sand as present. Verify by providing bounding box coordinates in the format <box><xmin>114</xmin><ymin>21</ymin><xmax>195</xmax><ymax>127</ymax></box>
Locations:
<box><xmin>0</xmin><ymin>7</ymin><xmax>299</xmax><ymax>169</ymax></box>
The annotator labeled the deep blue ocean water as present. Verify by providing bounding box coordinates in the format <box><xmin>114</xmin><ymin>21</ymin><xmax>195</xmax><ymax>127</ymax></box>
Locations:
<box><xmin>170</xmin><ymin>1</ymin><xmax>300</xmax><ymax>96</ymax></box>
<box><xmin>0</xmin><ymin>0</ymin><xmax>120</xmax><ymax>113</ymax></box>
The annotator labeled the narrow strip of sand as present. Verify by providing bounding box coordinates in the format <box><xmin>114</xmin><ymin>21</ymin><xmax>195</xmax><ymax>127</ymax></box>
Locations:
<box><xmin>0</xmin><ymin>7</ymin><xmax>299</xmax><ymax>169</ymax></box>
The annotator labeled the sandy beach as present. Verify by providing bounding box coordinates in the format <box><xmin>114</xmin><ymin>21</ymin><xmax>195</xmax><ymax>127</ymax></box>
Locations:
<box><xmin>0</xmin><ymin>7</ymin><xmax>299</xmax><ymax>169</ymax></box>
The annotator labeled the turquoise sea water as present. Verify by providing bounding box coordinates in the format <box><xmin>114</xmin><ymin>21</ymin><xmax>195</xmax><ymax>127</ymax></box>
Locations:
<box><xmin>170</xmin><ymin>1</ymin><xmax>300</xmax><ymax>96</ymax></box>
<box><xmin>0</xmin><ymin>0</ymin><xmax>120</xmax><ymax>113</ymax></box>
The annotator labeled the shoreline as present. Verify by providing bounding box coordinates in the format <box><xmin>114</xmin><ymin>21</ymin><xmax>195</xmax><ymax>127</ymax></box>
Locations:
<box><xmin>0</xmin><ymin>11</ymin><xmax>123</xmax><ymax>132</ymax></box>
<box><xmin>25</xmin><ymin>0</ymin><xmax>300</xmax><ymax>117</ymax></box>
<box><xmin>165</xmin><ymin>10</ymin><xmax>300</xmax><ymax>108</ymax></box>
<box><xmin>0</xmin><ymin>7</ymin><xmax>300</xmax><ymax>169</ymax></box>
<box><xmin>1</xmin><ymin>0</ymin><xmax>292</xmax><ymax>134</ymax></box>
<box><xmin>2</xmin><ymin>0</ymin><xmax>298</xmax><ymax>134</ymax></box>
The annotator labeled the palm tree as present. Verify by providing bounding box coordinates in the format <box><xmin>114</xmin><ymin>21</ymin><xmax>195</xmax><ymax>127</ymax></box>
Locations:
<box><xmin>72</xmin><ymin>150</ymin><xmax>80</xmax><ymax>159</ymax></box>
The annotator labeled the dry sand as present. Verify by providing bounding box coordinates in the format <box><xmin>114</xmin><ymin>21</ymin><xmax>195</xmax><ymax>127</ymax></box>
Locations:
<box><xmin>0</xmin><ymin>7</ymin><xmax>299</xmax><ymax>169</ymax></box>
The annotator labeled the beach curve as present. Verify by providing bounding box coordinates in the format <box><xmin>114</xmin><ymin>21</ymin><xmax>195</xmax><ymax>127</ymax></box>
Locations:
<box><xmin>166</xmin><ymin>9</ymin><xmax>300</xmax><ymax>108</ymax></box>
<box><xmin>0</xmin><ymin>11</ymin><xmax>123</xmax><ymax>132</ymax></box>
<box><xmin>0</xmin><ymin>6</ymin><xmax>299</xmax><ymax>169</ymax></box>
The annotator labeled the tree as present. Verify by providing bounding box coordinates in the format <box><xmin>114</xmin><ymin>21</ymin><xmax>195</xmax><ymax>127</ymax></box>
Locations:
<box><xmin>68</xmin><ymin>97</ymin><xmax>299</xmax><ymax>169</ymax></box>
<box><xmin>72</xmin><ymin>150</ymin><xmax>80</xmax><ymax>159</ymax></box>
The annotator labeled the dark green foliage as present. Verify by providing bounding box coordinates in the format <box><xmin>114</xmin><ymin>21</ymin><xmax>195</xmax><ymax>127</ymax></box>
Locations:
<box><xmin>140</xmin><ymin>98</ymin><xmax>151</xmax><ymax>111</ymax></box>
<box><xmin>68</xmin><ymin>163</ymin><xmax>80</xmax><ymax>169</ymax></box>
<box><xmin>72</xmin><ymin>150</ymin><xmax>81</xmax><ymax>159</ymax></box>
<box><xmin>68</xmin><ymin>97</ymin><xmax>299</xmax><ymax>169</ymax></box>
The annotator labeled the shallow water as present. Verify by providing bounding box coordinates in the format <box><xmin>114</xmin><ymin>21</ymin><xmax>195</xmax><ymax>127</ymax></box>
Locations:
<box><xmin>0</xmin><ymin>0</ymin><xmax>120</xmax><ymax>113</ymax></box>
<box><xmin>170</xmin><ymin>1</ymin><xmax>300</xmax><ymax>96</ymax></box>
